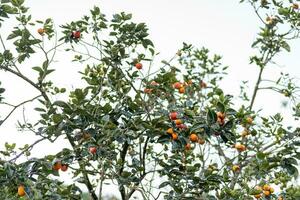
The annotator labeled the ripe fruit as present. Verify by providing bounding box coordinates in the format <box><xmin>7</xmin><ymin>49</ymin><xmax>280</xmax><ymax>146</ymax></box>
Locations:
<box><xmin>172</xmin><ymin>133</ymin><xmax>178</xmax><ymax>140</ymax></box>
<box><xmin>18</xmin><ymin>185</ymin><xmax>26</xmax><ymax>197</ymax></box>
<box><xmin>216</xmin><ymin>112</ymin><xmax>225</xmax><ymax>125</ymax></box>
<box><xmin>173</xmin><ymin>82</ymin><xmax>182</xmax><ymax>89</ymax></box>
<box><xmin>169</xmin><ymin>112</ymin><xmax>178</xmax><ymax>120</ymax></box>
<box><xmin>241</xmin><ymin>129</ymin><xmax>249</xmax><ymax>137</ymax></box>
<box><xmin>166</xmin><ymin>128</ymin><xmax>174</xmax><ymax>135</ymax></box>
<box><xmin>266</xmin><ymin>16</ymin><xmax>274</xmax><ymax>25</ymax></box>
<box><xmin>246</xmin><ymin>117</ymin><xmax>253</xmax><ymax>124</ymax></box>
<box><xmin>37</xmin><ymin>28</ymin><xmax>45</xmax><ymax>35</ymax></box>
<box><xmin>292</xmin><ymin>3</ymin><xmax>299</xmax><ymax>9</ymax></box>
<box><xmin>179</xmin><ymin>87</ymin><xmax>185</xmax><ymax>94</ymax></box>
<box><xmin>89</xmin><ymin>146</ymin><xmax>97</xmax><ymax>154</ymax></box>
<box><xmin>232</xmin><ymin>165</ymin><xmax>240</xmax><ymax>172</ymax></box>
<box><xmin>217</xmin><ymin>112</ymin><xmax>225</xmax><ymax>120</ymax></box>
<box><xmin>254</xmin><ymin>194</ymin><xmax>261</xmax><ymax>199</ymax></box>
<box><xmin>278</xmin><ymin>196</ymin><xmax>284</xmax><ymax>200</ymax></box>
<box><xmin>263</xmin><ymin>190</ymin><xmax>270</xmax><ymax>196</ymax></box>
<box><xmin>234</xmin><ymin>144</ymin><xmax>246</xmax><ymax>152</ymax></box>
<box><xmin>144</xmin><ymin>88</ymin><xmax>153</xmax><ymax>94</ymax></box>
<box><xmin>217</xmin><ymin>117</ymin><xmax>225</xmax><ymax>125</ymax></box>
<box><xmin>198</xmin><ymin>138</ymin><xmax>205</xmax><ymax>145</ymax></box>
<box><xmin>150</xmin><ymin>81</ymin><xmax>159</xmax><ymax>86</ymax></box>
<box><xmin>176</xmin><ymin>124</ymin><xmax>187</xmax><ymax>129</ymax></box>
<box><xmin>53</xmin><ymin>160</ymin><xmax>62</xmax><ymax>171</ymax></box>
<box><xmin>61</xmin><ymin>164</ymin><xmax>68</xmax><ymax>172</ymax></box>
<box><xmin>72</xmin><ymin>31</ymin><xmax>81</xmax><ymax>39</ymax></box>
<box><xmin>189</xmin><ymin>133</ymin><xmax>198</xmax><ymax>142</ymax></box>
<box><xmin>263</xmin><ymin>184</ymin><xmax>271</xmax><ymax>191</ymax></box>
<box><xmin>135</xmin><ymin>62</ymin><xmax>142</xmax><ymax>70</ymax></box>
<box><xmin>200</xmin><ymin>80</ymin><xmax>207</xmax><ymax>88</ymax></box>
<box><xmin>175</xmin><ymin>119</ymin><xmax>182</xmax><ymax>125</ymax></box>
<box><xmin>185</xmin><ymin>143</ymin><xmax>191</xmax><ymax>150</ymax></box>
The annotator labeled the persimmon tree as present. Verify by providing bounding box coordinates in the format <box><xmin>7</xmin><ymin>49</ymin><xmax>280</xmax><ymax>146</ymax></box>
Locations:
<box><xmin>0</xmin><ymin>0</ymin><xmax>300</xmax><ymax>199</ymax></box>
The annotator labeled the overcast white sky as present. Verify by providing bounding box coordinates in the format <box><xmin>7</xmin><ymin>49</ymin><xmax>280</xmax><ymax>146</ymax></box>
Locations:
<box><xmin>0</xmin><ymin>0</ymin><xmax>300</xmax><ymax>197</ymax></box>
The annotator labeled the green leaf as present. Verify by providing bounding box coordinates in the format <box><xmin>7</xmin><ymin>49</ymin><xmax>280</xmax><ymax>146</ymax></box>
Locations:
<box><xmin>285</xmin><ymin>164</ymin><xmax>298</xmax><ymax>178</ymax></box>
<box><xmin>206</xmin><ymin>109</ymin><xmax>217</xmax><ymax>124</ymax></box>
<box><xmin>159</xmin><ymin>181</ymin><xmax>170</xmax><ymax>189</ymax></box>
<box><xmin>223</xmin><ymin>120</ymin><xmax>234</xmax><ymax>130</ymax></box>
<box><xmin>216</xmin><ymin>102</ymin><xmax>225</xmax><ymax>112</ymax></box>
<box><xmin>11</xmin><ymin>0</ymin><xmax>24</xmax><ymax>7</ymax></box>
<box><xmin>1</xmin><ymin>4</ymin><xmax>17</xmax><ymax>14</ymax></box>
<box><xmin>278</xmin><ymin>8</ymin><xmax>290</xmax><ymax>16</ymax></box>
<box><xmin>52</xmin><ymin>114</ymin><xmax>63</xmax><ymax>123</ymax></box>
<box><xmin>34</xmin><ymin>107</ymin><xmax>46</xmax><ymax>112</ymax></box>
<box><xmin>157</xmin><ymin>135</ymin><xmax>170</xmax><ymax>143</ymax></box>
<box><xmin>142</xmin><ymin>39</ymin><xmax>154</xmax><ymax>48</ymax></box>
<box><xmin>53</xmin><ymin>100</ymin><xmax>68</xmax><ymax>108</ymax></box>
<box><xmin>256</xmin><ymin>152</ymin><xmax>265</xmax><ymax>160</ymax></box>
<box><xmin>221</xmin><ymin>131</ymin><xmax>236</xmax><ymax>143</ymax></box>
<box><xmin>52</xmin><ymin>101</ymin><xmax>72</xmax><ymax>114</ymax></box>
<box><xmin>32</xmin><ymin>66</ymin><xmax>43</xmax><ymax>73</ymax></box>
<box><xmin>281</xmin><ymin>41</ymin><xmax>290</xmax><ymax>52</ymax></box>
<box><xmin>45</xmin><ymin>69</ymin><xmax>55</xmax><ymax>75</ymax></box>
<box><xmin>121</xmin><ymin>171</ymin><xmax>131</xmax><ymax>178</ymax></box>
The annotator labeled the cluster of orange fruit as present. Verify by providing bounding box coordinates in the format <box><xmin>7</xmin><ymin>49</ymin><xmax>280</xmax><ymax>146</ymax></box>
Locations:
<box><xmin>254</xmin><ymin>184</ymin><xmax>275</xmax><ymax>199</ymax></box>
<box><xmin>172</xmin><ymin>80</ymin><xmax>207</xmax><ymax>94</ymax></box>
<box><xmin>52</xmin><ymin>160</ymin><xmax>68</xmax><ymax>172</ymax></box>
<box><xmin>169</xmin><ymin>112</ymin><xmax>187</xmax><ymax>130</ymax></box>
<box><xmin>173</xmin><ymin>81</ymin><xmax>188</xmax><ymax>94</ymax></box>
<box><xmin>186</xmin><ymin>133</ymin><xmax>205</xmax><ymax>150</ymax></box>
<box><xmin>167</xmin><ymin>112</ymin><xmax>182</xmax><ymax>141</ymax></box>
<box><xmin>167</xmin><ymin>111</ymin><xmax>205</xmax><ymax>150</ymax></box>
<box><xmin>37</xmin><ymin>28</ymin><xmax>82</xmax><ymax>39</ymax></box>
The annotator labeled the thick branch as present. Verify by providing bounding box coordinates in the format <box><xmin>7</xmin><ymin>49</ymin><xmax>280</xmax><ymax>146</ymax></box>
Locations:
<box><xmin>249</xmin><ymin>66</ymin><xmax>264</xmax><ymax>110</ymax></box>
<box><xmin>65</xmin><ymin>133</ymin><xmax>98</xmax><ymax>200</ymax></box>
<box><xmin>118</xmin><ymin>141</ymin><xmax>129</xmax><ymax>200</ymax></box>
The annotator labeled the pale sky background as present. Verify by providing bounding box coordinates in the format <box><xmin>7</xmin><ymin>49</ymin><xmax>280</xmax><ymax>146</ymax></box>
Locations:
<box><xmin>0</xmin><ymin>0</ymin><xmax>300</xmax><ymax>198</ymax></box>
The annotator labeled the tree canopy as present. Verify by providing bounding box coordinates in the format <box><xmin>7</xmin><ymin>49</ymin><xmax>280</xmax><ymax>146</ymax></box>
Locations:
<box><xmin>0</xmin><ymin>0</ymin><xmax>300</xmax><ymax>199</ymax></box>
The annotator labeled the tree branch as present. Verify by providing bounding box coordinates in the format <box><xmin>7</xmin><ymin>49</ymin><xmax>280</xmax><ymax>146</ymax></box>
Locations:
<box><xmin>0</xmin><ymin>95</ymin><xmax>42</xmax><ymax>126</ymax></box>
<box><xmin>9</xmin><ymin>137</ymin><xmax>46</xmax><ymax>162</ymax></box>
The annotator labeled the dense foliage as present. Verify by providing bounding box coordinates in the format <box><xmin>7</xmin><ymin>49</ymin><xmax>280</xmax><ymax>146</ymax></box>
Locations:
<box><xmin>0</xmin><ymin>0</ymin><xmax>300</xmax><ymax>199</ymax></box>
